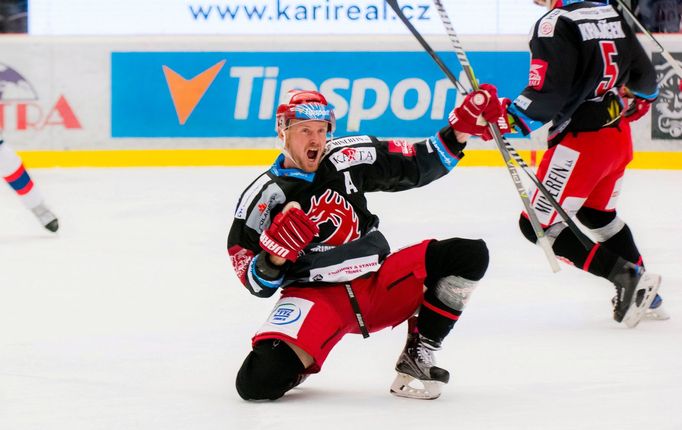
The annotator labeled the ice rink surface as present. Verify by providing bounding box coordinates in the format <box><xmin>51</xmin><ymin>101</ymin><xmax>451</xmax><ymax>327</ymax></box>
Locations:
<box><xmin>1</xmin><ymin>166</ymin><xmax>680</xmax><ymax>430</ymax></box>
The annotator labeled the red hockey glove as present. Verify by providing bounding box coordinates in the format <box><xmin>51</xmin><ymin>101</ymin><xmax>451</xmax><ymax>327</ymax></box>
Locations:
<box><xmin>481</xmin><ymin>98</ymin><xmax>531</xmax><ymax>141</ymax></box>
<box><xmin>622</xmin><ymin>97</ymin><xmax>652</xmax><ymax>123</ymax></box>
<box><xmin>448</xmin><ymin>84</ymin><xmax>502</xmax><ymax>136</ymax></box>
<box><xmin>620</xmin><ymin>86</ymin><xmax>654</xmax><ymax>123</ymax></box>
<box><xmin>259</xmin><ymin>206</ymin><xmax>319</xmax><ymax>263</ymax></box>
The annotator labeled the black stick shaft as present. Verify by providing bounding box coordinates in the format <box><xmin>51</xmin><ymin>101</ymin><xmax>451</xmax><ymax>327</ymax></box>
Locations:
<box><xmin>387</xmin><ymin>0</ymin><xmax>563</xmax><ymax>271</ymax></box>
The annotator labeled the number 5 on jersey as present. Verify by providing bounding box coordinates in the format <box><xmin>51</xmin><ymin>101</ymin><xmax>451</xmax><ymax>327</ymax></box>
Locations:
<box><xmin>596</xmin><ymin>41</ymin><xmax>619</xmax><ymax>96</ymax></box>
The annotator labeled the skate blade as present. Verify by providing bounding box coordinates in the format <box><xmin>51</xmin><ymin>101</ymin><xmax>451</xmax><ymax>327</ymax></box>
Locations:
<box><xmin>643</xmin><ymin>305</ymin><xmax>671</xmax><ymax>321</ymax></box>
<box><xmin>390</xmin><ymin>372</ymin><xmax>443</xmax><ymax>400</ymax></box>
<box><xmin>622</xmin><ymin>273</ymin><xmax>661</xmax><ymax>329</ymax></box>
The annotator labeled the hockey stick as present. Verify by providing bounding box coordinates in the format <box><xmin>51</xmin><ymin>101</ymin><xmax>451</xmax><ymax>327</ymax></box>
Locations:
<box><xmin>429</xmin><ymin>0</ymin><xmax>594</xmax><ymax>251</ymax></box>
<box><xmin>614</xmin><ymin>0</ymin><xmax>682</xmax><ymax>80</ymax></box>
<box><xmin>387</xmin><ymin>0</ymin><xmax>595</xmax><ymax>253</ymax></box>
<box><xmin>385</xmin><ymin>0</ymin><xmax>560</xmax><ymax>272</ymax></box>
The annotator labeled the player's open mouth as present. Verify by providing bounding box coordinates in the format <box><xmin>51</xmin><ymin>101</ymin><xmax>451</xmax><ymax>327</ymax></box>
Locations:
<box><xmin>306</xmin><ymin>149</ymin><xmax>319</xmax><ymax>160</ymax></box>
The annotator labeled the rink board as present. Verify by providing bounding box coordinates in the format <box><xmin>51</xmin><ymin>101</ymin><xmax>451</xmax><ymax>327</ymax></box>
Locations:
<box><xmin>1</xmin><ymin>34</ymin><xmax>682</xmax><ymax>169</ymax></box>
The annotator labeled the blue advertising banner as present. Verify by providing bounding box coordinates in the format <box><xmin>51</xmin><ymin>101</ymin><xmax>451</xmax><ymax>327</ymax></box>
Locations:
<box><xmin>111</xmin><ymin>51</ymin><xmax>529</xmax><ymax>138</ymax></box>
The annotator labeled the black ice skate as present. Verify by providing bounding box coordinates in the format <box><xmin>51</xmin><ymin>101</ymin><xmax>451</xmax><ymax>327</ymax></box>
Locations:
<box><xmin>31</xmin><ymin>203</ymin><xmax>59</xmax><ymax>232</ymax></box>
<box><xmin>390</xmin><ymin>317</ymin><xmax>449</xmax><ymax>400</ymax></box>
<box><xmin>609</xmin><ymin>259</ymin><xmax>661</xmax><ymax>328</ymax></box>
<box><xmin>614</xmin><ymin>293</ymin><xmax>671</xmax><ymax>321</ymax></box>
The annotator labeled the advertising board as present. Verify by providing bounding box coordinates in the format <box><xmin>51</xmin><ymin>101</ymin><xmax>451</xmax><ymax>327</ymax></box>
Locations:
<box><xmin>112</xmin><ymin>51</ymin><xmax>529</xmax><ymax>138</ymax></box>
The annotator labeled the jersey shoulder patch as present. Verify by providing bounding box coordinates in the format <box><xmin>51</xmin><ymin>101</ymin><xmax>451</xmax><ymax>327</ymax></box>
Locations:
<box><xmin>327</xmin><ymin>146</ymin><xmax>377</xmax><ymax>171</ymax></box>
<box><xmin>388</xmin><ymin>139</ymin><xmax>416</xmax><ymax>156</ymax></box>
<box><xmin>325</xmin><ymin>135</ymin><xmax>374</xmax><ymax>151</ymax></box>
<box><xmin>243</xmin><ymin>181</ymin><xmax>287</xmax><ymax>234</ymax></box>
<box><xmin>536</xmin><ymin>9</ymin><xmax>567</xmax><ymax>38</ymax></box>
<box><xmin>235</xmin><ymin>173</ymin><xmax>271</xmax><ymax>220</ymax></box>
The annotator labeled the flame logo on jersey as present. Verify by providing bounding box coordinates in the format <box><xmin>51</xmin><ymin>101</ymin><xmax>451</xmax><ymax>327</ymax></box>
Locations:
<box><xmin>529</xmin><ymin>59</ymin><xmax>548</xmax><ymax>90</ymax></box>
<box><xmin>306</xmin><ymin>189</ymin><xmax>361</xmax><ymax>246</ymax></box>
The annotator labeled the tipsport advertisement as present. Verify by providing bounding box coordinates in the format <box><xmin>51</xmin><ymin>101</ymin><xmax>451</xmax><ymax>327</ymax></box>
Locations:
<box><xmin>111</xmin><ymin>51</ymin><xmax>529</xmax><ymax>138</ymax></box>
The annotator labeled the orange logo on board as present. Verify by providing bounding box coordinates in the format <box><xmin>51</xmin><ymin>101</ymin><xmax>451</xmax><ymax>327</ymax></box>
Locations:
<box><xmin>162</xmin><ymin>60</ymin><xmax>226</xmax><ymax>125</ymax></box>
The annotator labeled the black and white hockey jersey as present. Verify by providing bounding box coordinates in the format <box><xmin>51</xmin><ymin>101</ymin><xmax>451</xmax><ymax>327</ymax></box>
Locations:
<box><xmin>512</xmin><ymin>1</ymin><xmax>658</xmax><ymax>144</ymax></box>
<box><xmin>227</xmin><ymin>126</ymin><xmax>465</xmax><ymax>298</ymax></box>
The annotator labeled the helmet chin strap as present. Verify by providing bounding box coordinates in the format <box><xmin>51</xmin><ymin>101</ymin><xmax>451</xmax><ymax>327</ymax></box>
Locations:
<box><xmin>277</xmin><ymin>129</ymin><xmax>302</xmax><ymax>170</ymax></box>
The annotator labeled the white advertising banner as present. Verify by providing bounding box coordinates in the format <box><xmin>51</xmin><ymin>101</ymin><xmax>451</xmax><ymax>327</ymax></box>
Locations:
<box><xmin>28</xmin><ymin>0</ymin><xmax>544</xmax><ymax>36</ymax></box>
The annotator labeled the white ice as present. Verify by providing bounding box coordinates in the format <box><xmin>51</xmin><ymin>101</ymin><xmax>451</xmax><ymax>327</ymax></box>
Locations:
<box><xmin>1</xmin><ymin>166</ymin><xmax>680</xmax><ymax>430</ymax></box>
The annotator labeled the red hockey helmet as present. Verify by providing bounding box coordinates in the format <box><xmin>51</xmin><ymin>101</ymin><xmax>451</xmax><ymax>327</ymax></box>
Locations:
<box><xmin>275</xmin><ymin>90</ymin><xmax>336</xmax><ymax>133</ymax></box>
<box><xmin>533</xmin><ymin>0</ymin><xmax>606</xmax><ymax>8</ymax></box>
<box><xmin>533</xmin><ymin>0</ymin><xmax>564</xmax><ymax>8</ymax></box>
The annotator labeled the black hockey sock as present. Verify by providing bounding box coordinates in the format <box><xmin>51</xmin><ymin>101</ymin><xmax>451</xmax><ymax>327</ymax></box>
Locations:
<box><xmin>599</xmin><ymin>224</ymin><xmax>643</xmax><ymax>266</ymax></box>
<box><xmin>552</xmin><ymin>228</ymin><xmax>620</xmax><ymax>279</ymax></box>
<box><xmin>576</xmin><ymin>207</ymin><xmax>643</xmax><ymax>266</ymax></box>
<box><xmin>417</xmin><ymin>288</ymin><xmax>462</xmax><ymax>345</ymax></box>
<box><xmin>418</xmin><ymin>238</ymin><xmax>487</xmax><ymax>344</ymax></box>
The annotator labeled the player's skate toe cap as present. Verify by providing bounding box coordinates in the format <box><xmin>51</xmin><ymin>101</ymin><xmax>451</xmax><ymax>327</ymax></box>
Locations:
<box><xmin>45</xmin><ymin>219</ymin><xmax>59</xmax><ymax>232</ymax></box>
<box><xmin>430</xmin><ymin>367</ymin><xmax>450</xmax><ymax>384</ymax></box>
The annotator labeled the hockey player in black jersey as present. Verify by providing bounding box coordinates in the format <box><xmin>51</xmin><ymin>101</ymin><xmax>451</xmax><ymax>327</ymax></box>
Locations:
<box><xmin>491</xmin><ymin>0</ymin><xmax>668</xmax><ymax>326</ymax></box>
<box><xmin>228</xmin><ymin>88</ymin><xmax>500</xmax><ymax>400</ymax></box>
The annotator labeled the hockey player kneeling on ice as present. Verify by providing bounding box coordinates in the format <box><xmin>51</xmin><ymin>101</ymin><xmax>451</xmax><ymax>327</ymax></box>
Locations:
<box><xmin>227</xmin><ymin>88</ymin><xmax>500</xmax><ymax>400</ymax></box>
<box><xmin>483</xmin><ymin>0</ymin><xmax>668</xmax><ymax>327</ymax></box>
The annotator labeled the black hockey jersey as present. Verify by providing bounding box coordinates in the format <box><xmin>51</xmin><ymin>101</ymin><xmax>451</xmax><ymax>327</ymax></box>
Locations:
<box><xmin>513</xmin><ymin>1</ymin><xmax>658</xmax><ymax>143</ymax></box>
<box><xmin>227</xmin><ymin>126</ymin><xmax>465</xmax><ymax>298</ymax></box>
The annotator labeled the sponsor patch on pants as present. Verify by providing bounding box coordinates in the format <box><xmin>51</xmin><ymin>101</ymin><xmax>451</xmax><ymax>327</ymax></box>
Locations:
<box><xmin>257</xmin><ymin>297</ymin><xmax>314</xmax><ymax>339</ymax></box>
<box><xmin>532</xmin><ymin>145</ymin><xmax>579</xmax><ymax>225</ymax></box>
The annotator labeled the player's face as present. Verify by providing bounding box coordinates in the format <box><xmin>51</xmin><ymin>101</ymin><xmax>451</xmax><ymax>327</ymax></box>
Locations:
<box><xmin>282</xmin><ymin>119</ymin><xmax>329</xmax><ymax>172</ymax></box>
